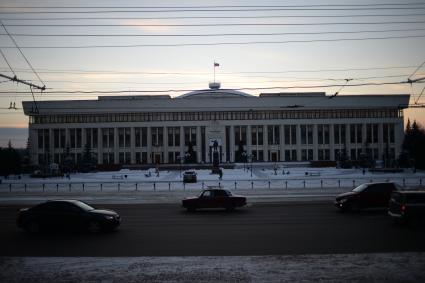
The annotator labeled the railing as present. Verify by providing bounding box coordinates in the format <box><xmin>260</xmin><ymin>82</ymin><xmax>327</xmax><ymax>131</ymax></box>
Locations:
<box><xmin>0</xmin><ymin>177</ymin><xmax>423</xmax><ymax>193</ymax></box>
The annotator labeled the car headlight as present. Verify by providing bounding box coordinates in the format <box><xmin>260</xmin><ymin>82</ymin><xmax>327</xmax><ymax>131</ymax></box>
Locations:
<box><xmin>104</xmin><ymin>215</ymin><xmax>114</xmax><ymax>220</ymax></box>
<box><xmin>338</xmin><ymin>198</ymin><xmax>348</xmax><ymax>203</ymax></box>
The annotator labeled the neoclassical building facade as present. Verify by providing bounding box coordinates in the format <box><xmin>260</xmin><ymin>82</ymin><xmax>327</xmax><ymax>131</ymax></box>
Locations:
<box><xmin>22</xmin><ymin>84</ymin><xmax>409</xmax><ymax>166</ymax></box>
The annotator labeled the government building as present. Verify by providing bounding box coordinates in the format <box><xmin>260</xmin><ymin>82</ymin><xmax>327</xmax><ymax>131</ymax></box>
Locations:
<box><xmin>22</xmin><ymin>83</ymin><xmax>409</xmax><ymax>166</ymax></box>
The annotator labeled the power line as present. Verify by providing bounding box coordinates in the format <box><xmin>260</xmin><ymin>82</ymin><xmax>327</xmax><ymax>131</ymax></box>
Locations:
<box><xmin>3</xmin><ymin>20</ymin><xmax>425</xmax><ymax>27</ymax></box>
<box><xmin>2</xmin><ymin>28</ymin><xmax>424</xmax><ymax>37</ymax></box>
<box><xmin>1</xmin><ymin>34</ymin><xmax>424</xmax><ymax>49</ymax></box>
<box><xmin>2</xmin><ymin>13</ymin><xmax>425</xmax><ymax>21</ymax></box>
<box><xmin>0</xmin><ymin>65</ymin><xmax>418</xmax><ymax>75</ymax></box>
<box><xmin>2</xmin><ymin>3</ymin><xmax>425</xmax><ymax>9</ymax></box>
<box><xmin>408</xmin><ymin>59</ymin><xmax>425</xmax><ymax>80</ymax></box>
<box><xmin>0</xmin><ymin>20</ymin><xmax>45</xmax><ymax>87</ymax></box>
<box><xmin>0</xmin><ymin>78</ymin><xmax>423</xmax><ymax>94</ymax></box>
<box><xmin>0</xmin><ymin>49</ymin><xmax>16</xmax><ymax>77</ymax></box>
<box><xmin>2</xmin><ymin>6</ymin><xmax>425</xmax><ymax>14</ymax></box>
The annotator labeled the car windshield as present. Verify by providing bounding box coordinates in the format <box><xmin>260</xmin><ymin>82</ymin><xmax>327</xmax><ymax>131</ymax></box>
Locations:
<box><xmin>72</xmin><ymin>200</ymin><xmax>95</xmax><ymax>211</ymax></box>
<box><xmin>352</xmin><ymin>184</ymin><xmax>368</xmax><ymax>193</ymax></box>
<box><xmin>225</xmin><ymin>190</ymin><xmax>232</xmax><ymax>196</ymax></box>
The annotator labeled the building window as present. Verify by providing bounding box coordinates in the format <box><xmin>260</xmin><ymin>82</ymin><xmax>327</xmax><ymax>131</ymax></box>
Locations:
<box><xmin>318</xmin><ymin>124</ymin><xmax>330</xmax><ymax>145</ymax></box>
<box><xmin>102</xmin><ymin>128</ymin><xmax>114</xmax><ymax>149</ymax></box>
<box><xmin>301</xmin><ymin>125</ymin><xmax>313</xmax><ymax>145</ymax></box>
<box><xmin>135</xmin><ymin>127</ymin><xmax>147</xmax><ymax>147</ymax></box>
<box><xmin>267</xmin><ymin>125</ymin><xmax>280</xmax><ymax>145</ymax></box>
<box><xmin>168</xmin><ymin>127</ymin><xmax>180</xmax><ymax>147</ymax></box>
<box><xmin>251</xmin><ymin>125</ymin><xmax>263</xmax><ymax>146</ymax></box>
<box><xmin>284</xmin><ymin>125</ymin><xmax>297</xmax><ymax>145</ymax></box>
<box><xmin>383</xmin><ymin>124</ymin><xmax>395</xmax><ymax>143</ymax></box>
<box><xmin>85</xmin><ymin>128</ymin><xmax>98</xmax><ymax>149</ymax></box>
<box><xmin>350</xmin><ymin>124</ymin><xmax>363</xmax><ymax>144</ymax></box>
<box><xmin>151</xmin><ymin>127</ymin><xmax>164</xmax><ymax>146</ymax></box>
<box><xmin>118</xmin><ymin>128</ymin><xmax>131</xmax><ymax>148</ymax></box>
<box><xmin>69</xmin><ymin>128</ymin><xmax>82</xmax><ymax>149</ymax></box>
<box><xmin>334</xmin><ymin>124</ymin><xmax>346</xmax><ymax>145</ymax></box>
<box><xmin>184</xmin><ymin>127</ymin><xmax>196</xmax><ymax>146</ymax></box>
<box><xmin>234</xmin><ymin>126</ymin><xmax>247</xmax><ymax>146</ymax></box>
<box><xmin>366</xmin><ymin>124</ymin><xmax>379</xmax><ymax>144</ymax></box>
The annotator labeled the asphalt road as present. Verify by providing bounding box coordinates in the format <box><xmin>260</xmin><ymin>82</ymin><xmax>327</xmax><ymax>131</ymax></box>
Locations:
<box><xmin>1</xmin><ymin>202</ymin><xmax>424</xmax><ymax>256</ymax></box>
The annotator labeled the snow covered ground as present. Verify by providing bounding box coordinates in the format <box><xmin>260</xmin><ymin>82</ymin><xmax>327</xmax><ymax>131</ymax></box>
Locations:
<box><xmin>1</xmin><ymin>166</ymin><xmax>425</xmax><ymax>190</ymax></box>
<box><xmin>1</xmin><ymin>253</ymin><xmax>424</xmax><ymax>283</ymax></box>
<box><xmin>1</xmin><ymin>166</ymin><xmax>424</xmax><ymax>204</ymax></box>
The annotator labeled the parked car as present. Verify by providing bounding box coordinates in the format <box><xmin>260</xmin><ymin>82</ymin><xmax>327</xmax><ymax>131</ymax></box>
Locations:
<box><xmin>183</xmin><ymin>171</ymin><xmax>197</xmax><ymax>183</ymax></box>
<box><xmin>182</xmin><ymin>188</ymin><xmax>247</xmax><ymax>211</ymax></box>
<box><xmin>17</xmin><ymin>200</ymin><xmax>121</xmax><ymax>233</ymax></box>
<box><xmin>334</xmin><ymin>182</ymin><xmax>400</xmax><ymax>212</ymax></box>
<box><xmin>388</xmin><ymin>191</ymin><xmax>425</xmax><ymax>223</ymax></box>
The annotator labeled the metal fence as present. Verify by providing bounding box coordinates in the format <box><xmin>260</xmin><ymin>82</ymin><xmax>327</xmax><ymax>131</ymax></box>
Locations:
<box><xmin>0</xmin><ymin>177</ymin><xmax>423</xmax><ymax>193</ymax></box>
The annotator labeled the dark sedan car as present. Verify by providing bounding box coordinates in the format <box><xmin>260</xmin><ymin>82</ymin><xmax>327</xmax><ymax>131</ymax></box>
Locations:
<box><xmin>182</xmin><ymin>189</ymin><xmax>247</xmax><ymax>211</ymax></box>
<box><xmin>17</xmin><ymin>200</ymin><xmax>121</xmax><ymax>233</ymax></box>
<box><xmin>335</xmin><ymin>182</ymin><xmax>400</xmax><ymax>212</ymax></box>
<box><xmin>388</xmin><ymin>191</ymin><xmax>425</xmax><ymax>223</ymax></box>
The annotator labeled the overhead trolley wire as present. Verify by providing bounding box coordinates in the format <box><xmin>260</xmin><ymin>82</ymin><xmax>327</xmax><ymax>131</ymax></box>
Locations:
<box><xmin>3</xmin><ymin>20</ymin><xmax>425</xmax><ymax>27</ymax></box>
<box><xmin>2</xmin><ymin>28</ymin><xmax>424</xmax><ymax>37</ymax></box>
<box><xmin>1</xmin><ymin>34</ymin><xmax>424</xmax><ymax>49</ymax></box>
<box><xmin>0</xmin><ymin>20</ymin><xmax>45</xmax><ymax>87</ymax></box>
<box><xmin>2</xmin><ymin>6</ymin><xmax>425</xmax><ymax>14</ymax></box>
<box><xmin>2</xmin><ymin>3</ymin><xmax>425</xmax><ymax>9</ymax></box>
<box><xmin>2</xmin><ymin>13</ymin><xmax>425</xmax><ymax>21</ymax></box>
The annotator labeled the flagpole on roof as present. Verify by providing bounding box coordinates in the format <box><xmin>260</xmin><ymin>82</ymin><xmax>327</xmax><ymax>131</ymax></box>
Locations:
<box><xmin>213</xmin><ymin>61</ymin><xmax>219</xmax><ymax>83</ymax></box>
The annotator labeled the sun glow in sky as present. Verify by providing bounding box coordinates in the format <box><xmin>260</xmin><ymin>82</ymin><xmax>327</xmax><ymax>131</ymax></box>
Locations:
<box><xmin>1</xmin><ymin>0</ymin><xmax>425</xmax><ymax>147</ymax></box>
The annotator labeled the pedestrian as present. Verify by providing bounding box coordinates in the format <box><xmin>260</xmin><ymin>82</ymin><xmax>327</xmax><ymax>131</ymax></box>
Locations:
<box><xmin>219</xmin><ymin>169</ymin><xmax>223</xmax><ymax>180</ymax></box>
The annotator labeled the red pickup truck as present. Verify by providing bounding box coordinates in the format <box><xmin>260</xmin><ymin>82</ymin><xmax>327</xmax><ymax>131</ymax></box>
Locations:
<box><xmin>182</xmin><ymin>189</ymin><xmax>247</xmax><ymax>212</ymax></box>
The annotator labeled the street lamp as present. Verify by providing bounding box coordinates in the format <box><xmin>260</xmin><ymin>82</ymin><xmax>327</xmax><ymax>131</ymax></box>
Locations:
<box><xmin>248</xmin><ymin>154</ymin><xmax>253</xmax><ymax>177</ymax></box>
<box><xmin>242</xmin><ymin>151</ymin><xmax>247</xmax><ymax>171</ymax></box>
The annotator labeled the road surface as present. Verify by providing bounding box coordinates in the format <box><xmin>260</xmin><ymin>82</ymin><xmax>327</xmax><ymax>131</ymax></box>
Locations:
<box><xmin>1</xmin><ymin>201</ymin><xmax>424</xmax><ymax>256</ymax></box>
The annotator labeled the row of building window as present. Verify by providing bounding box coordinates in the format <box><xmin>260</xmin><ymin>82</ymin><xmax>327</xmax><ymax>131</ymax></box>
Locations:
<box><xmin>30</xmin><ymin>108</ymin><xmax>402</xmax><ymax>124</ymax></box>
<box><xmin>40</xmin><ymin>146</ymin><xmax>395</xmax><ymax>166</ymax></box>
<box><xmin>36</xmin><ymin>124</ymin><xmax>396</xmax><ymax>153</ymax></box>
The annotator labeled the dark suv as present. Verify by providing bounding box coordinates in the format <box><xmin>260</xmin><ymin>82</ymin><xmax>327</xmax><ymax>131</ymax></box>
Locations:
<box><xmin>183</xmin><ymin>171</ymin><xmax>197</xmax><ymax>183</ymax></box>
<box><xmin>335</xmin><ymin>182</ymin><xmax>400</xmax><ymax>212</ymax></box>
<box><xmin>388</xmin><ymin>191</ymin><xmax>425</xmax><ymax>223</ymax></box>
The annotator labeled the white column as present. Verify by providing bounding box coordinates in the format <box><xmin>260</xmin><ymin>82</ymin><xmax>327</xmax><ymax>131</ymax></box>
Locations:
<box><xmin>147</xmin><ymin>127</ymin><xmax>152</xmax><ymax>164</ymax></box>
<box><xmin>263</xmin><ymin>125</ymin><xmax>269</xmax><ymax>162</ymax></box>
<box><xmin>230</xmin><ymin>125</ymin><xmax>235</xmax><ymax>162</ymax></box>
<box><xmin>196</xmin><ymin>126</ymin><xmax>201</xmax><ymax>163</ymax></box>
<box><xmin>330</xmin><ymin>124</ymin><xmax>335</xmax><ymax>161</ymax></box>
<box><xmin>296</xmin><ymin>124</ymin><xmax>301</xmax><ymax>161</ymax></box>
<box><xmin>313</xmin><ymin>124</ymin><xmax>318</xmax><ymax>161</ymax></box>
<box><xmin>279</xmin><ymin>124</ymin><xmax>284</xmax><ymax>161</ymax></box>
<box><xmin>114</xmin><ymin>127</ymin><xmax>119</xmax><ymax>164</ymax></box>
<box><xmin>130</xmin><ymin>127</ymin><xmax>135</xmax><ymax>164</ymax></box>
<box><xmin>346</xmin><ymin>124</ymin><xmax>351</xmax><ymax>159</ymax></box>
<box><xmin>378</xmin><ymin>123</ymin><xmax>384</xmax><ymax>160</ymax></box>
<box><xmin>97</xmin><ymin>128</ymin><xmax>102</xmax><ymax>164</ymax></box>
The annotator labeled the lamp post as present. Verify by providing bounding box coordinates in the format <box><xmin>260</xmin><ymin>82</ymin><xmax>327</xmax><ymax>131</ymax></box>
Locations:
<box><xmin>249</xmin><ymin>154</ymin><xmax>253</xmax><ymax>177</ymax></box>
<box><xmin>242</xmin><ymin>151</ymin><xmax>247</xmax><ymax>171</ymax></box>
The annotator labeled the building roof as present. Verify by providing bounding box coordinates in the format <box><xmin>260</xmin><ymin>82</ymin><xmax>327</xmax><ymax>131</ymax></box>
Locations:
<box><xmin>22</xmin><ymin>91</ymin><xmax>410</xmax><ymax>115</ymax></box>
<box><xmin>178</xmin><ymin>88</ymin><xmax>253</xmax><ymax>99</ymax></box>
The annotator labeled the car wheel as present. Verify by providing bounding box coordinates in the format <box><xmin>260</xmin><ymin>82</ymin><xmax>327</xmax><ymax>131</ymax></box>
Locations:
<box><xmin>25</xmin><ymin>220</ymin><xmax>40</xmax><ymax>233</ymax></box>
<box><xmin>87</xmin><ymin>221</ymin><xmax>102</xmax><ymax>233</ymax></box>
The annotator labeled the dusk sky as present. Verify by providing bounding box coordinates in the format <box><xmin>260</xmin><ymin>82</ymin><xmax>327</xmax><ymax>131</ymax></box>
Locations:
<box><xmin>1</xmin><ymin>0</ymin><xmax>425</xmax><ymax>146</ymax></box>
